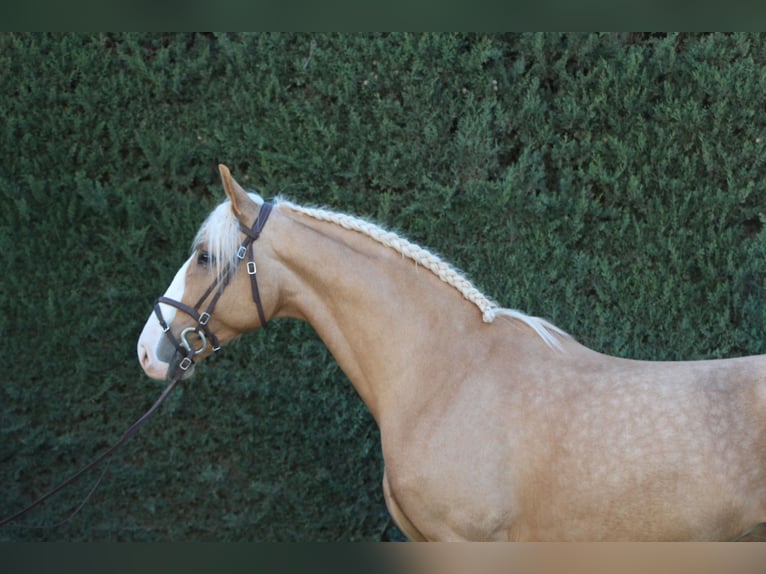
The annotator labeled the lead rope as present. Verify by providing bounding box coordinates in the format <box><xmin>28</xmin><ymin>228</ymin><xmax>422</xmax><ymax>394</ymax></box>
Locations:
<box><xmin>0</xmin><ymin>374</ymin><xmax>184</xmax><ymax>529</ymax></box>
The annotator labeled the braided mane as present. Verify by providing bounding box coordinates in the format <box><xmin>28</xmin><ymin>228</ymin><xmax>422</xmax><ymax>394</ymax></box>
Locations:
<box><xmin>277</xmin><ymin>199</ymin><xmax>567</xmax><ymax>349</ymax></box>
<box><xmin>194</xmin><ymin>193</ymin><xmax>565</xmax><ymax>349</ymax></box>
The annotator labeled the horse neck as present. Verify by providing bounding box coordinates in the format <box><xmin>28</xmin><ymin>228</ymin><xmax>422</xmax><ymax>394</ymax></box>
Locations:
<box><xmin>269</xmin><ymin>205</ymin><xmax>486</xmax><ymax>423</ymax></box>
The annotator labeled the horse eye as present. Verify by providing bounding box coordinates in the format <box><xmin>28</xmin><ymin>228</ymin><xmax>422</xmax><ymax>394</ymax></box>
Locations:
<box><xmin>197</xmin><ymin>250</ymin><xmax>212</xmax><ymax>266</ymax></box>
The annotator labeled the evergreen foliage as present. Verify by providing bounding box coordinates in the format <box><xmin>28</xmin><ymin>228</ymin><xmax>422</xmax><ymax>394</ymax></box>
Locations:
<box><xmin>2</xmin><ymin>33</ymin><xmax>766</xmax><ymax>540</ymax></box>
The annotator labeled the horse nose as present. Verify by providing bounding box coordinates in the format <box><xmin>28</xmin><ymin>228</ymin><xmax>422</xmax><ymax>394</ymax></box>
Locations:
<box><xmin>137</xmin><ymin>339</ymin><xmax>169</xmax><ymax>380</ymax></box>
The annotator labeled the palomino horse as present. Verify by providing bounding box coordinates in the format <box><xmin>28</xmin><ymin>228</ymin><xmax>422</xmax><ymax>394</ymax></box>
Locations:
<box><xmin>138</xmin><ymin>165</ymin><xmax>766</xmax><ymax>541</ymax></box>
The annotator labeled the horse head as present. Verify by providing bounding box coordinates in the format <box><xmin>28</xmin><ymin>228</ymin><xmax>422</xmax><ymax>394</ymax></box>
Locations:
<box><xmin>137</xmin><ymin>165</ymin><xmax>277</xmax><ymax>380</ymax></box>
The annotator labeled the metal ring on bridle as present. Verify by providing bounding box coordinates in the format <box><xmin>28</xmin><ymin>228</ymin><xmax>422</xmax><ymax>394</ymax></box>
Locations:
<box><xmin>180</xmin><ymin>327</ymin><xmax>208</xmax><ymax>355</ymax></box>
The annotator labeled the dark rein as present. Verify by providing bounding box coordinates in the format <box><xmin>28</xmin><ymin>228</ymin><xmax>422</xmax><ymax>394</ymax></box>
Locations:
<box><xmin>0</xmin><ymin>203</ymin><xmax>273</xmax><ymax>530</ymax></box>
<box><xmin>0</xmin><ymin>375</ymin><xmax>183</xmax><ymax>529</ymax></box>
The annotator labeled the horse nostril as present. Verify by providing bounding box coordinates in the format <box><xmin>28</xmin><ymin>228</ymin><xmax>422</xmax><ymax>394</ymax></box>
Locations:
<box><xmin>139</xmin><ymin>343</ymin><xmax>151</xmax><ymax>368</ymax></box>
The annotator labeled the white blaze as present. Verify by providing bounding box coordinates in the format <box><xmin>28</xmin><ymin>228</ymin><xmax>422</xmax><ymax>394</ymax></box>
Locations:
<box><xmin>137</xmin><ymin>256</ymin><xmax>194</xmax><ymax>380</ymax></box>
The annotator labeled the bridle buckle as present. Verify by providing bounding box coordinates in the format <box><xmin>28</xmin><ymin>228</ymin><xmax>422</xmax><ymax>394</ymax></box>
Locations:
<box><xmin>178</xmin><ymin>356</ymin><xmax>193</xmax><ymax>371</ymax></box>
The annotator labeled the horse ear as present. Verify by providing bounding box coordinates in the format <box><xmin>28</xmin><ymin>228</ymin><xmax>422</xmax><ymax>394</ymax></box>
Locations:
<box><xmin>218</xmin><ymin>164</ymin><xmax>253</xmax><ymax>218</ymax></box>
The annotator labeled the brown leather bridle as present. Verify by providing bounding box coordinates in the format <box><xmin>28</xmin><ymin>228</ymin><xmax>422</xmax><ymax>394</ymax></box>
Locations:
<box><xmin>154</xmin><ymin>202</ymin><xmax>273</xmax><ymax>377</ymax></box>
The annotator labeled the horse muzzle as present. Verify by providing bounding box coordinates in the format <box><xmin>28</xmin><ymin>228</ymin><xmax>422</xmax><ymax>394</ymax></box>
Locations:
<box><xmin>138</xmin><ymin>317</ymin><xmax>197</xmax><ymax>381</ymax></box>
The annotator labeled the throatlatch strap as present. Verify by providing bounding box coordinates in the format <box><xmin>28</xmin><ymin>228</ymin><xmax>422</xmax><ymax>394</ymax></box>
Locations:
<box><xmin>246</xmin><ymin>240</ymin><xmax>269</xmax><ymax>328</ymax></box>
<box><xmin>239</xmin><ymin>203</ymin><xmax>273</xmax><ymax>328</ymax></box>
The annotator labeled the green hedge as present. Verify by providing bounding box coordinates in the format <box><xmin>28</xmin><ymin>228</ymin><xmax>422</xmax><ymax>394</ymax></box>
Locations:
<box><xmin>2</xmin><ymin>33</ymin><xmax>766</xmax><ymax>541</ymax></box>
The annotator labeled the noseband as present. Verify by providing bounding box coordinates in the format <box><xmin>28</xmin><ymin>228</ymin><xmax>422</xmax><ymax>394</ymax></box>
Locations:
<box><xmin>154</xmin><ymin>202</ymin><xmax>273</xmax><ymax>374</ymax></box>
